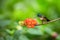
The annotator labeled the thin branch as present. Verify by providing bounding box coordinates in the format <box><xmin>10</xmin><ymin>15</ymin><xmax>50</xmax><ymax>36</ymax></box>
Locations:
<box><xmin>47</xmin><ymin>18</ymin><xmax>60</xmax><ymax>24</ymax></box>
<box><xmin>37</xmin><ymin>18</ymin><xmax>60</xmax><ymax>26</ymax></box>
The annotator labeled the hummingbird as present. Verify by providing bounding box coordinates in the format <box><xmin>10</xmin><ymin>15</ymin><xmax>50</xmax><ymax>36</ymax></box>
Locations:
<box><xmin>37</xmin><ymin>13</ymin><xmax>50</xmax><ymax>24</ymax></box>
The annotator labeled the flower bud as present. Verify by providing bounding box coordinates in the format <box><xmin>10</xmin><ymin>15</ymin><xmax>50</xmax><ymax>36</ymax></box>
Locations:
<box><xmin>52</xmin><ymin>32</ymin><xmax>58</xmax><ymax>38</ymax></box>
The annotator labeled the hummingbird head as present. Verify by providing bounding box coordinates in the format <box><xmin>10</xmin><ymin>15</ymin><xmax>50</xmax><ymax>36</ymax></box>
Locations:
<box><xmin>37</xmin><ymin>13</ymin><xmax>43</xmax><ymax>17</ymax></box>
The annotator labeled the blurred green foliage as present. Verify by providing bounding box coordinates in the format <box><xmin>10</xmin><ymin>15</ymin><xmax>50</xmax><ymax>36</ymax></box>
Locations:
<box><xmin>0</xmin><ymin>0</ymin><xmax>60</xmax><ymax>40</ymax></box>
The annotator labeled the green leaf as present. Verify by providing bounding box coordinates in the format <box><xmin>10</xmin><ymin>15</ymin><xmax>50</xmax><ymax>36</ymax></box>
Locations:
<box><xmin>19</xmin><ymin>35</ymin><xmax>29</xmax><ymax>40</ymax></box>
<box><xmin>5</xmin><ymin>35</ymin><xmax>13</xmax><ymax>40</ymax></box>
<box><xmin>27</xmin><ymin>26</ymin><xmax>44</xmax><ymax>35</ymax></box>
<box><xmin>44</xmin><ymin>27</ymin><xmax>53</xmax><ymax>35</ymax></box>
<box><xmin>56</xmin><ymin>35</ymin><xmax>60</xmax><ymax>40</ymax></box>
<box><xmin>0</xmin><ymin>20</ymin><xmax>11</xmax><ymax>27</ymax></box>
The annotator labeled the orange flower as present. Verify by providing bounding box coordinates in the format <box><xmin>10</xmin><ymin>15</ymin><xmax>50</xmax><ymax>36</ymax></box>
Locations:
<box><xmin>32</xmin><ymin>20</ymin><xmax>37</xmax><ymax>25</ymax></box>
<box><xmin>24</xmin><ymin>18</ymin><xmax>37</xmax><ymax>28</ymax></box>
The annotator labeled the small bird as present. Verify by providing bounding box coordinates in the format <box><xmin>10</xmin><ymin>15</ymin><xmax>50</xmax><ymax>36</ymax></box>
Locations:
<box><xmin>37</xmin><ymin>13</ymin><xmax>50</xmax><ymax>24</ymax></box>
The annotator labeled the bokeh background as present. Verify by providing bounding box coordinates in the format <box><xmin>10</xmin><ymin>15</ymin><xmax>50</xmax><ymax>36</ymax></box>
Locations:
<box><xmin>0</xmin><ymin>0</ymin><xmax>60</xmax><ymax>40</ymax></box>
